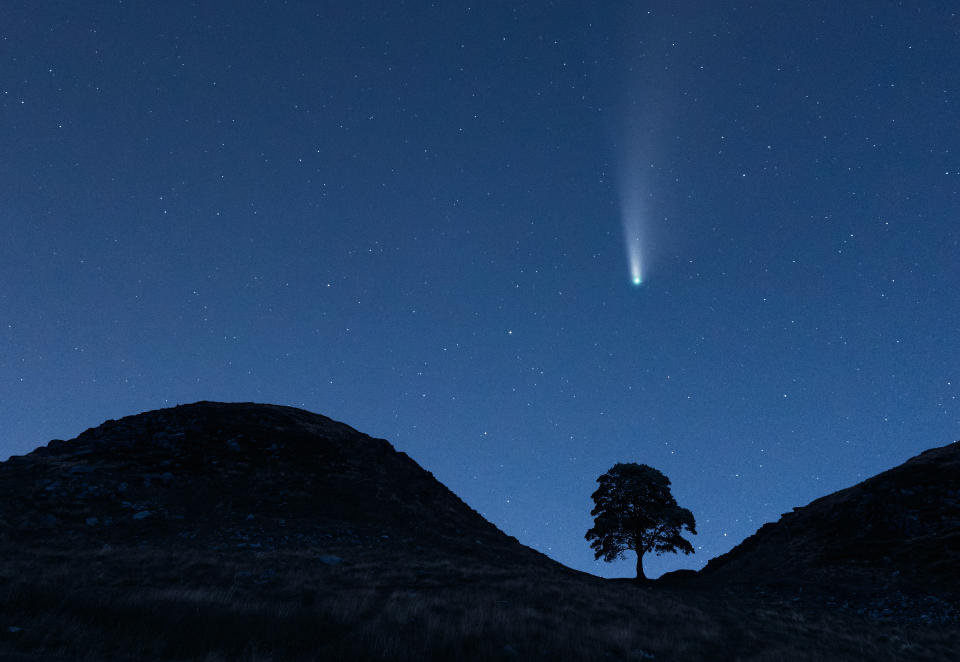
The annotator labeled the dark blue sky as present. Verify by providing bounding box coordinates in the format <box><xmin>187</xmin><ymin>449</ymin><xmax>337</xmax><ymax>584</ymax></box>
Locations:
<box><xmin>2</xmin><ymin>1</ymin><xmax>958</xmax><ymax>578</ymax></box>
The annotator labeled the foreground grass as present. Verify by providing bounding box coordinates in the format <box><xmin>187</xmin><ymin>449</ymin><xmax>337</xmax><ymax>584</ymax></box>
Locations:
<box><xmin>1</xmin><ymin>545</ymin><xmax>956</xmax><ymax>661</ymax></box>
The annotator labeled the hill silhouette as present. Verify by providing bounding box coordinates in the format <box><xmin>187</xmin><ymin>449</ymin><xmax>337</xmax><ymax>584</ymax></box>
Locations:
<box><xmin>701</xmin><ymin>441</ymin><xmax>960</xmax><ymax>595</ymax></box>
<box><xmin>0</xmin><ymin>402</ymin><xmax>957</xmax><ymax>661</ymax></box>
<box><xmin>2</xmin><ymin>401</ymin><xmax>550</xmax><ymax>575</ymax></box>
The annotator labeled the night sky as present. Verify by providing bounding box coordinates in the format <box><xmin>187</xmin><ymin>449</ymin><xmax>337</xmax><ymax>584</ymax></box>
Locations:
<box><xmin>2</xmin><ymin>2</ymin><xmax>959</xmax><ymax>579</ymax></box>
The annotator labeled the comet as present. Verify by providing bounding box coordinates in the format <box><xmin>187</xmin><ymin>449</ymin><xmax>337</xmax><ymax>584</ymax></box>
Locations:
<box><xmin>619</xmin><ymin>166</ymin><xmax>646</xmax><ymax>288</ymax></box>
<box><xmin>617</xmin><ymin>97</ymin><xmax>659</xmax><ymax>288</ymax></box>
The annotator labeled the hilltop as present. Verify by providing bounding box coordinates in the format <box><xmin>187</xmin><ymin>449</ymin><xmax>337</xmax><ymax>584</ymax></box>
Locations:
<box><xmin>1</xmin><ymin>401</ymin><xmax>551</xmax><ymax>574</ymax></box>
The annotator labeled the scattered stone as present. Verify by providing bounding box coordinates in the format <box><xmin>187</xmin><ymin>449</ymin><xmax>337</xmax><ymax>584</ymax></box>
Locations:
<box><xmin>318</xmin><ymin>554</ymin><xmax>342</xmax><ymax>566</ymax></box>
<box><xmin>255</xmin><ymin>568</ymin><xmax>276</xmax><ymax>584</ymax></box>
<box><xmin>85</xmin><ymin>517</ymin><xmax>99</xmax><ymax>526</ymax></box>
<box><xmin>132</xmin><ymin>511</ymin><xmax>152</xmax><ymax>520</ymax></box>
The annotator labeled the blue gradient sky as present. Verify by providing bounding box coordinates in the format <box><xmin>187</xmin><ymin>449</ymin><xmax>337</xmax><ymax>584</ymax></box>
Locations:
<box><xmin>2</xmin><ymin>2</ymin><xmax>958</xmax><ymax>578</ymax></box>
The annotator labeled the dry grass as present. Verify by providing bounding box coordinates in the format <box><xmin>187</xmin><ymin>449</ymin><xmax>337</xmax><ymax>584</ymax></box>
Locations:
<box><xmin>0</xmin><ymin>544</ymin><xmax>956</xmax><ymax>661</ymax></box>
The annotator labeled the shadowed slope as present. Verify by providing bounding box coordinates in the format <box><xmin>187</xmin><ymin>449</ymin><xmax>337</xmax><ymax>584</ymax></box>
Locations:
<box><xmin>0</xmin><ymin>401</ymin><xmax>551</xmax><ymax>571</ymax></box>
<box><xmin>700</xmin><ymin>442</ymin><xmax>960</xmax><ymax>593</ymax></box>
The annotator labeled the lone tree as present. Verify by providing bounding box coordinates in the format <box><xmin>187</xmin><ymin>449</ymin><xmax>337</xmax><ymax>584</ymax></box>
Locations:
<box><xmin>586</xmin><ymin>463</ymin><xmax>696</xmax><ymax>581</ymax></box>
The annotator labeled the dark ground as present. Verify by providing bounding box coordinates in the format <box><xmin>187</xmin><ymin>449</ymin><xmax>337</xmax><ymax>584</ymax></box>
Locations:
<box><xmin>1</xmin><ymin>402</ymin><xmax>957</xmax><ymax>661</ymax></box>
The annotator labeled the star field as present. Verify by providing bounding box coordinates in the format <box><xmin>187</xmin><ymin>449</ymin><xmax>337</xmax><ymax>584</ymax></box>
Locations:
<box><xmin>1</xmin><ymin>2</ymin><xmax>958</xmax><ymax>578</ymax></box>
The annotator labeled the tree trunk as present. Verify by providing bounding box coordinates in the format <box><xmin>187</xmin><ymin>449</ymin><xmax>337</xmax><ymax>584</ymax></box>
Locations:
<box><xmin>635</xmin><ymin>551</ymin><xmax>647</xmax><ymax>582</ymax></box>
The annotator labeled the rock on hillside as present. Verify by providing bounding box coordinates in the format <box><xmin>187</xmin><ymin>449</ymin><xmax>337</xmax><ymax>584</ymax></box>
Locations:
<box><xmin>700</xmin><ymin>441</ymin><xmax>960</xmax><ymax>593</ymax></box>
<box><xmin>0</xmin><ymin>401</ymin><xmax>549</xmax><ymax>569</ymax></box>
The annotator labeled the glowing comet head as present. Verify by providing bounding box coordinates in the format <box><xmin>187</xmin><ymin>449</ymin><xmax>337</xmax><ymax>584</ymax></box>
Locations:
<box><xmin>630</xmin><ymin>253</ymin><xmax>643</xmax><ymax>286</ymax></box>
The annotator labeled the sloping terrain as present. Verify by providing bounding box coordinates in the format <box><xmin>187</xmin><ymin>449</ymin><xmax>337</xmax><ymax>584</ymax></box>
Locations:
<box><xmin>0</xmin><ymin>401</ymin><xmax>547</xmax><ymax>572</ymax></box>
<box><xmin>700</xmin><ymin>442</ymin><xmax>960</xmax><ymax>594</ymax></box>
<box><xmin>0</xmin><ymin>402</ymin><xmax>957</xmax><ymax>661</ymax></box>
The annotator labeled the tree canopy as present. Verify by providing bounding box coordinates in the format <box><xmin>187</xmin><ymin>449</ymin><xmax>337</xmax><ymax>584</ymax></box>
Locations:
<box><xmin>585</xmin><ymin>463</ymin><xmax>696</xmax><ymax>581</ymax></box>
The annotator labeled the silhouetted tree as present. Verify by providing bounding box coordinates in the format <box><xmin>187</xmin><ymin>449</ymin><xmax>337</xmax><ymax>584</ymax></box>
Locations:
<box><xmin>586</xmin><ymin>463</ymin><xmax>696</xmax><ymax>581</ymax></box>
